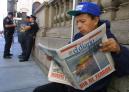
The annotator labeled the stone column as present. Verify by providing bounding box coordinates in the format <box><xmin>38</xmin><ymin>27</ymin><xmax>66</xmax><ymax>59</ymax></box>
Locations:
<box><xmin>100</xmin><ymin>0</ymin><xmax>120</xmax><ymax>21</ymax></box>
<box><xmin>69</xmin><ymin>0</ymin><xmax>73</xmax><ymax>10</ymax></box>
<box><xmin>48</xmin><ymin>4</ymin><xmax>54</xmax><ymax>28</ymax></box>
<box><xmin>56</xmin><ymin>1</ymin><xmax>61</xmax><ymax>27</ymax></box>
<box><xmin>42</xmin><ymin>4</ymin><xmax>49</xmax><ymax>37</ymax></box>
<box><xmin>65</xmin><ymin>0</ymin><xmax>72</xmax><ymax>25</ymax></box>
<box><xmin>115</xmin><ymin>0</ymin><xmax>129</xmax><ymax>20</ymax></box>
<box><xmin>44</xmin><ymin>5</ymin><xmax>49</xmax><ymax>28</ymax></box>
<box><xmin>60</xmin><ymin>0</ymin><xmax>66</xmax><ymax>26</ymax></box>
<box><xmin>53</xmin><ymin>4</ymin><xmax>58</xmax><ymax>27</ymax></box>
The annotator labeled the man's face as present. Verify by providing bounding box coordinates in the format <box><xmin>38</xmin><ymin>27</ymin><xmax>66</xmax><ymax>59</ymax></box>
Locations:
<box><xmin>76</xmin><ymin>14</ymin><xmax>99</xmax><ymax>35</ymax></box>
<box><xmin>8</xmin><ymin>15</ymin><xmax>13</xmax><ymax>19</ymax></box>
<box><xmin>30</xmin><ymin>18</ymin><xmax>34</xmax><ymax>22</ymax></box>
<box><xmin>25</xmin><ymin>18</ymin><xmax>30</xmax><ymax>22</ymax></box>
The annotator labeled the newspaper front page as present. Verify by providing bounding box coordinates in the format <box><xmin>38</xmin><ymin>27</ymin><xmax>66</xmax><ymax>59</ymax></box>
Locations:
<box><xmin>38</xmin><ymin>23</ymin><xmax>115</xmax><ymax>90</ymax></box>
<box><xmin>48</xmin><ymin>61</ymin><xmax>71</xmax><ymax>86</ymax></box>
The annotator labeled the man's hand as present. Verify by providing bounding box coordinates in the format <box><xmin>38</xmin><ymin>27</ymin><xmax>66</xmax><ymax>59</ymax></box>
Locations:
<box><xmin>23</xmin><ymin>26</ymin><xmax>31</xmax><ymax>31</ymax></box>
<box><xmin>46</xmin><ymin>55</ymin><xmax>53</xmax><ymax>61</ymax></box>
<box><xmin>99</xmin><ymin>38</ymin><xmax>120</xmax><ymax>54</ymax></box>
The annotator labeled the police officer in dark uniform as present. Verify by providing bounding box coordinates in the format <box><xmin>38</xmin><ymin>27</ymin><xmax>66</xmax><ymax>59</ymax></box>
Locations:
<box><xmin>19</xmin><ymin>15</ymin><xmax>39</xmax><ymax>62</ymax></box>
<box><xmin>18</xmin><ymin>16</ymin><xmax>30</xmax><ymax>59</ymax></box>
<box><xmin>3</xmin><ymin>12</ymin><xmax>16</xmax><ymax>58</ymax></box>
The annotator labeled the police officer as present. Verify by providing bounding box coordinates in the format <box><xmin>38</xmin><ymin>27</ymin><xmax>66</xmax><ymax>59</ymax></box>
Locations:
<box><xmin>19</xmin><ymin>15</ymin><xmax>39</xmax><ymax>62</ymax></box>
<box><xmin>18</xmin><ymin>16</ymin><xmax>30</xmax><ymax>59</ymax></box>
<box><xmin>3</xmin><ymin>12</ymin><xmax>16</xmax><ymax>59</ymax></box>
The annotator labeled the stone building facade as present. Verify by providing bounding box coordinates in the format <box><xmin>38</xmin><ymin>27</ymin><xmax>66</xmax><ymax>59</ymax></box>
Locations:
<box><xmin>33</xmin><ymin>0</ymin><xmax>129</xmax><ymax>92</ymax></box>
<box><xmin>7</xmin><ymin>0</ymin><xmax>18</xmax><ymax>14</ymax></box>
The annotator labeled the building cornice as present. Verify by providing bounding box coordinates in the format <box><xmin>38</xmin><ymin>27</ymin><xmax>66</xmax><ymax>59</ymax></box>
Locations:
<box><xmin>34</xmin><ymin>2</ymin><xmax>48</xmax><ymax>14</ymax></box>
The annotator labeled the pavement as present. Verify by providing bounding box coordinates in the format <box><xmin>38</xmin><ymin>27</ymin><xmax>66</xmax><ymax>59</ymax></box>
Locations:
<box><xmin>0</xmin><ymin>36</ymin><xmax>49</xmax><ymax>92</ymax></box>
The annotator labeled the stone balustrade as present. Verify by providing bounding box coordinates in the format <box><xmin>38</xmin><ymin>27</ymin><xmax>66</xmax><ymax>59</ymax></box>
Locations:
<box><xmin>33</xmin><ymin>0</ymin><xmax>129</xmax><ymax>92</ymax></box>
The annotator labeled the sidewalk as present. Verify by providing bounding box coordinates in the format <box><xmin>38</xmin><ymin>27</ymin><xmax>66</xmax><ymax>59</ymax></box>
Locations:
<box><xmin>0</xmin><ymin>36</ymin><xmax>48</xmax><ymax>92</ymax></box>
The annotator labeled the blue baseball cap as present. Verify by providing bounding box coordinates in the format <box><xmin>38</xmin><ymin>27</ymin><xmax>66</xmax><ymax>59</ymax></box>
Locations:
<box><xmin>67</xmin><ymin>2</ymin><xmax>101</xmax><ymax>17</ymax></box>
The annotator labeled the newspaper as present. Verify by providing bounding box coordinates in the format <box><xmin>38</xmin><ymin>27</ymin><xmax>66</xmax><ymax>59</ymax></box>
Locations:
<box><xmin>48</xmin><ymin>61</ymin><xmax>71</xmax><ymax>86</ymax></box>
<box><xmin>38</xmin><ymin>23</ymin><xmax>115</xmax><ymax>90</ymax></box>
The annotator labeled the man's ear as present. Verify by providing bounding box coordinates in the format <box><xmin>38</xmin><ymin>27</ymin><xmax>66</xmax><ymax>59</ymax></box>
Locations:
<box><xmin>94</xmin><ymin>17</ymin><xmax>99</xmax><ymax>26</ymax></box>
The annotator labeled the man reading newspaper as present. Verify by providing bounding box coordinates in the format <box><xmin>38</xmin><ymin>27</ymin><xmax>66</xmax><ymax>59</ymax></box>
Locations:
<box><xmin>33</xmin><ymin>2</ymin><xmax>129</xmax><ymax>92</ymax></box>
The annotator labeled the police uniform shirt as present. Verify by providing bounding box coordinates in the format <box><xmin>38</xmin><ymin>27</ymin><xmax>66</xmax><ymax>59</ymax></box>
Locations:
<box><xmin>3</xmin><ymin>17</ymin><xmax>15</xmax><ymax>34</ymax></box>
<box><xmin>26</xmin><ymin>22</ymin><xmax>39</xmax><ymax>36</ymax></box>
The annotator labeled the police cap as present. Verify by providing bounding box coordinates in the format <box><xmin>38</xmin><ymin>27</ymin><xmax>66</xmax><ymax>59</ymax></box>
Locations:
<box><xmin>30</xmin><ymin>15</ymin><xmax>36</xmax><ymax>20</ymax></box>
<box><xmin>8</xmin><ymin>12</ymin><xmax>14</xmax><ymax>16</ymax></box>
